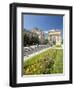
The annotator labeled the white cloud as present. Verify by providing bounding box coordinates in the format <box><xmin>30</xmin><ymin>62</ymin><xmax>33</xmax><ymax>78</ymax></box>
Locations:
<box><xmin>43</xmin><ymin>31</ymin><xmax>48</xmax><ymax>33</ymax></box>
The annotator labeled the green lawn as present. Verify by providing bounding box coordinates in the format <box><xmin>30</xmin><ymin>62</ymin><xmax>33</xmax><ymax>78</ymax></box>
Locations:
<box><xmin>23</xmin><ymin>48</ymin><xmax>63</xmax><ymax>75</ymax></box>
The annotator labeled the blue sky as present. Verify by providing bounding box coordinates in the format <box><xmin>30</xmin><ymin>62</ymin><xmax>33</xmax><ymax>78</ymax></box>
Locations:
<box><xmin>23</xmin><ymin>14</ymin><xmax>63</xmax><ymax>33</ymax></box>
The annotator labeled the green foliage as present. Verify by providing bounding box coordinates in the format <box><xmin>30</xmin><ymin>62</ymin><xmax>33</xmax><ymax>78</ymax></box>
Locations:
<box><xmin>23</xmin><ymin>49</ymin><xmax>63</xmax><ymax>75</ymax></box>
<box><xmin>23</xmin><ymin>32</ymin><xmax>39</xmax><ymax>46</ymax></box>
<box><xmin>24</xmin><ymin>33</ymin><xmax>29</xmax><ymax>46</ymax></box>
<box><xmin>44</xmin><ymin>39</ymin><xmax>49</xmax><ymax>44</ymax></box>
<box><xmin>61</xmin><ymin>39</ymin><xmax>63</xmax><ymax>44</ymax></box>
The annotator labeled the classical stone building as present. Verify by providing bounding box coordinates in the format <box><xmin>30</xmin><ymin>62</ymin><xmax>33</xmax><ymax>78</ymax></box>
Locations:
<box><xmin>31</xmin><ymin>28</ymin><xmax>45</xmax><ymax>44</ymax></box>
<box><xmin>48</xmin><ymin>29</ymin><xmax>62</xmax><ymax>45</ymax></box>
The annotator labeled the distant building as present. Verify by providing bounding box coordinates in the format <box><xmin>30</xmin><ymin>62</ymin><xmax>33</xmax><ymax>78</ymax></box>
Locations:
<box><xmin>48</xmin><ymin>29</ymin><xmax>62</xmax><ymax>45</ymax></box>
<box><xmin>31</xmin><ymin>28</ymin><xmax>45</xmax><ymax>44</ymax></box>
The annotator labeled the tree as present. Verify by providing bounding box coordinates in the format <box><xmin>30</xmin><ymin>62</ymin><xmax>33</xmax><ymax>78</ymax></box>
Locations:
<box><xmin>44</xmin><ymin>39</ymin><xmax>48</xmax><ymax>44</ymax></box>
<box><xmin>23</xmin><ymin>31</ymin><xmax>39</xmax><ymax>46</ymax></box>
<box><xmin>24</xmin><ymin>33</ymin><xmax>29</xmax><ymax>46</ymax></box>
<box><xmin>61</xmin><ymin>39</ymin><xmax>63</xmax><ymax>44</ymax></box>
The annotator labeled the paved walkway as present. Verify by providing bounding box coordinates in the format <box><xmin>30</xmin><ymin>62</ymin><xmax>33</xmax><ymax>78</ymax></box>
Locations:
<box><xmin>23</xmin><ymin>45</ymin><xmax>50</xmax><ymax>56</ymax></box>
<box><xmin>23</xmin><ymin>46</ymin><xmax>63</xmax><ymax>62</ymax></box>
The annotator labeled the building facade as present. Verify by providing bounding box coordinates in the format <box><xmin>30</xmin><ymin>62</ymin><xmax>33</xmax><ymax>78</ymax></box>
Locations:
<box><xmin>48</xmin><ymin>29</ymin><xmax>62</xmax><ymax>45</ymax></box>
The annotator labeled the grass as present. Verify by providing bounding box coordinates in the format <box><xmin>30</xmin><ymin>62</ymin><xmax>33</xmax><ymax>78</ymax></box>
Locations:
<box><xmin>49</xmin><ymin>50</ymin><xmax>63</xmax><ymax>73</ymax></box>
<box><xmin>53</xmin><ymin>45</ymin><xmax>62</xmax><ymax>48</ymax></box>
<box><xmin>23</xmin><ymin>48</ymin><xmax>63</xmax><ymax>75</ymax></box>
<box><xmin>56</xmin><ymin>45</ymin><xmax>62</xmax><ymax>47</ymax></box>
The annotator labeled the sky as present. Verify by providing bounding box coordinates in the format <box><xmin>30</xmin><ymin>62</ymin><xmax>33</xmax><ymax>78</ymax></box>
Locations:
<box><xmin>23</xmin><ymin>14</ymin><xmax>63</xmax><ymax>33</ymax></box>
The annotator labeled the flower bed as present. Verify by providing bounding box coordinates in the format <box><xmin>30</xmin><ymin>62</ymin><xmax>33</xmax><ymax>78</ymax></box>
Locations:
<box><xmin>23</xmin><ymin>49</ymin><xmax>63</xmax><ymax>75</ymax></box>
